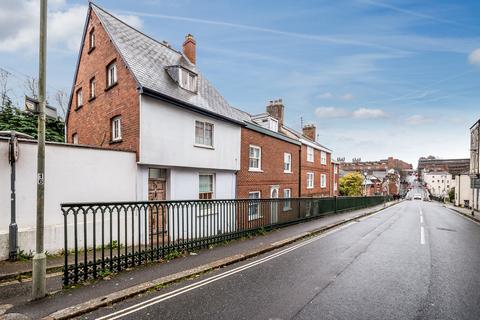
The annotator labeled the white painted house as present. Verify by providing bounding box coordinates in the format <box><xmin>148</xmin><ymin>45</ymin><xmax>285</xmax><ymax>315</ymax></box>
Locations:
<box><xmin>67</xmin><ymin>4</ymin><xmax>249</xmax><ymax>204</ymax></box>
<box><xmin>423</xmin><ymin>171</ymin><xmax>452</xmax><ymax>197</ymax></box>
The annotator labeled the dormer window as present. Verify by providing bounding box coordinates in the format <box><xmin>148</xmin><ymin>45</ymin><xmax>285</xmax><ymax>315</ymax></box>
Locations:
<box><xmin>179</xmin><ymin>68</ymin><xmax>197</xmax><ymax>92</ymax></box>
<box><xmin>166</xmin><ymin>66</ymin><xmax>198</xmax><ymax>93</ymax></box>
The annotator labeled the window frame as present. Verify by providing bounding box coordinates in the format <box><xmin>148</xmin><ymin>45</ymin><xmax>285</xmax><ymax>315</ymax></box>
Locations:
<box><xmin>307</xmin><ymin>172</ymin><xmax>314</xmax><ymax>189</ymax></box>
<box><xmin>320</xmin><ymin>151</ymin><xmax>327</xmax><ymax>165</ymax></box>
<box><xmin>106</xmin><ymin>60</ymin><xmax>117</xmax><ymax>88</ymax></box>
<box><xmin>334</xmin><ymin>164</ymin><xmax>338</xmax><ymax>174</ymax></box>
<box><xmin>320</xmin><ymin>173</ymin><xmax>327</xmax><ymax>188</ymax></box>
<box><xmin>307</xmin><ymin>146</ymin><xmax>314</xmax><ymax>162</ymax></box>
<box><xmin>89</xmin><ymin>28</ymin><xmax>95</xmax><ymax>51</ymax></box>
<box><xmin>248</xmin><ymin>191</ymin><xmax>262</xmax><ymax>221</ymax></box>
<box><xmin>284</xmin><ymin>152</ymin><xmax>292</xmax><ymax>173</ymax></box>
<box><xmin>283</xmin><ymin>188</ymin><xmax>292</xmax><ymax>211</ymax></box>
<box><xmin>111</xmin><ymin>115</ymin><xmax>122</xmax><ymax>142</ymax></box>
<box><xmin>199</xmin><ymin>173</ymin><xmax>215</xmax><ymax>200</ymax></box>
<box><xmin>76</xmin><ymin>88</ymin><xmax>83</xmax><ymax>108</ymax></box>
<box><xmin>89</xmin><ymin>77</ymin><xmax>96</xmax><ymax>100</ymax></box>
<box><xmin>72</xmin><ymin>133</ymin><xmax>78</xmax><ymax>145</ymax></box>
<box><xmin>249</xmin><ymin>145</ymin><xmax>262</xmax><ymax>171</ymax></box>
<box><xmin>179</xmin><ymin>67</ymin><xmax>198</xmax><ymax>92</ymax></box>
<box><xmin>194</xmin><ymin>120</ymin><xmax>214</xmax><ymax>148</ymax></box>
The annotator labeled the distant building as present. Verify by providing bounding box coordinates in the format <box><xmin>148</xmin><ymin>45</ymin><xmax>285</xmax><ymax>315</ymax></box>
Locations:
<box><xmin>423</xmin><ymin>171</ymin><xmax>452</xmax><ymax>197</ymax></box>
<box><xmin>417</xmin><ymin>157</ymin><xmax>470</xmax><ymax>178</ymax></box>
<box><xmin>339</xmin><ymin>157</ymin><xmax>412</xmax><ymax>196</ymax></box>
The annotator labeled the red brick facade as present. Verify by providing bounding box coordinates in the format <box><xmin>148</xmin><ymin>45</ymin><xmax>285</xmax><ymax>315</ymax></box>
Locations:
<box><xmin>66</xmin><ymin>10</ymin><xmax>140</xmax><ymax>156</ymax></box>
<box><xmin>331</xmin><ymin>162</ymin><xmax>340</xmax><ymax>196</ymax></box>
<box><xmin>237</xmin><ymin>127</ymin><xmax>300</xmax><ymax>199</ymax></box>
<box><xmin>300</xmin><ymin>145</ymin><xmax>331</xmax><ymax>197</ymax></box>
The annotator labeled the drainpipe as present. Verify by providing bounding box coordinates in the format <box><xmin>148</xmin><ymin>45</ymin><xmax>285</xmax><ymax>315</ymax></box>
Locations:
<box><xmin>8</xmin><ymin>132</ymin><xmax>18</xmax><ymax>261</ymax></box>
<box><xmin>298</xmin><ymin>147</ymin><xmax>302</xmax><ymax>198</ymax></box>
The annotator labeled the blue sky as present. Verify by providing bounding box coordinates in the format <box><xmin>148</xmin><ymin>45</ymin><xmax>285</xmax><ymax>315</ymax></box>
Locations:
<box><xmin>1</xmin><ymin>0</ymin><xmax>479</xmax><ymax>166</ymax></box>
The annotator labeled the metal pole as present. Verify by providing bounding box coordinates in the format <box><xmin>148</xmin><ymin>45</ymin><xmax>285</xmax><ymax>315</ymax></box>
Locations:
<box><xmin>9</xmin><ymin>133</ymin><xmax>18</xmax><ymax>261</ymax></box>
<box><xmin>32</xmin><ymin>0</ymin><xmax>47</xmax><ymax>300</ymax></box>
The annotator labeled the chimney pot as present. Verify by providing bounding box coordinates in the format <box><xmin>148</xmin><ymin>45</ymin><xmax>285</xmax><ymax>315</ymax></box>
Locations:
<box><xmin>182</xmin><ymin>34</ymin><xmax>196</xmax><ymax>64</ymax></box>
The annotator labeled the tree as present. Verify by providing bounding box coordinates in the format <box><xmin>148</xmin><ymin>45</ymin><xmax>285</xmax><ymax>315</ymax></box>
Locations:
<box><xmin>54</xmin><ymin>89</ymin><xmax>68</xmax><ymax>119</ymax></box>
<box><xmin>339</xmin><ymin>172</ymin><xmax>364</xmax><ymax>196</ymax></box>
<box><xmin>0</xmin><ymin>97</ymin><xmax>64</xmax><ymax>142</ymax></box>
<box><xmin>448</xmin><ymin>188</ymin><xmax>455</xmax><ymax>203</ymax></box>
<box><xmin>24</xmin><ymin>76</ymin><xmax>38</xmax><ymax>99</ymax></box>
<box><xmin>0</xmin><ymin>68</ymin><xmax>11</xmax><ymax>107</ymax></box>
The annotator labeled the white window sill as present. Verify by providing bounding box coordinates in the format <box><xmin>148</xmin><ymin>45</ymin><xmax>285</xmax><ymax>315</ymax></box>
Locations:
<box><xmin>249</xmin><ymin>168</ymin><xmax>263</xmax><ymax>172</ymax></box>
<box><xmin>306</xmin><ymin>186</ymin><xmax>314</xmax><ymax>189</ymax></box>
<box><xmin>194</xmin><ymin>144</ymin><xmax>214</xmax><ymax>150</ymax></box>
<box><xmin>283</xmin><ymin>207</ymin><xmax>292</xmax><ymax>211</ymax></box>
<box><xmin>307</xmin><ymin>160</ymin><xmax>314</xmax><ymax>163</ymax></box>
<box><xmin>248</xmin><ymin>214</ymin><xmax>263</xmax><ymax>221</ymax></box>
<box><xmin>284</xmin><ymin>171</ymin><xmax>292</xmax><ymax>174</ymax></box>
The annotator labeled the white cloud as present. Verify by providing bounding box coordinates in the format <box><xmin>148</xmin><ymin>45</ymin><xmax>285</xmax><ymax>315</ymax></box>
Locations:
<box><xmin>469</xmin><ymin>48</ymin><xmax>480</xmax><ymax>65</ymax></box>
<box><xmin>352</xmin><ymin>107</ymin><xmax>386</xmax><ymax>119</ymax></box>
<box><xmin>340</xmin><ymin>93</ymin><xmax>355</xmax><ymax>101</ymax></box>
<box><xmin>315</xmin><ymin>106</ymin><xmax>386</xmax><ymax>119</ymax></box>
<box><xmin>314</xmin><ymin>106</ymin><xmax>350</xmax><ymax>118</ymax></box>
<box><xmin>0</xmin><ymin>1</ymin><xmax>142</xmax><ymax>53</ymax></box>
<box><xmin>317</xmin><ymin>92</ymin><xmax>333</xmax><ymax>99</ymax></box>
<box><xmin>406</xmin><ymin>114</ymin><xmax>433</xmax><ymax>125</ymax></box>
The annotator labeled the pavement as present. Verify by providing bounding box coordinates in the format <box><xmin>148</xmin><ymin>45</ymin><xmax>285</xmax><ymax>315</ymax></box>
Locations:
<box><xmin>76</xmin><ymin>199</ymin><xmax>480</xmax><ymax>320</ymax></box>
<box><xmin>0</xmin><ymin>201</ymin><xmax>398</xmax><ymax>319</ymax></box>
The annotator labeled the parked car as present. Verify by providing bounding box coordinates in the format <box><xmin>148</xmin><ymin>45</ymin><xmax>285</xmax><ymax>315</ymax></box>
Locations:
<box><xmin>413</xmin><ymin>194</ymin><xmax>422</xmax><ymax>200</ymax></box>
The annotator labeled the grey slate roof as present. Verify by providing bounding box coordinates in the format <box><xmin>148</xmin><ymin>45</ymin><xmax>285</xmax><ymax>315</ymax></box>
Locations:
<box><xmin>280</xmin><ymin>125</ymin><xmax>332</xmax><ymax>152</ymax></box>
<box><xmin>91</xmin><ymin>4</ymin><xmax>249</xmax><ymax>123</ymax></box>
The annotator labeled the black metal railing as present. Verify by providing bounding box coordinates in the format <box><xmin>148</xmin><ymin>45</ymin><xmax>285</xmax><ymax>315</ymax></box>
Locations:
<box><xmin>61</xmin><ymin>195</ymin><xmax>391</xmax><ymax>285</ymax></box>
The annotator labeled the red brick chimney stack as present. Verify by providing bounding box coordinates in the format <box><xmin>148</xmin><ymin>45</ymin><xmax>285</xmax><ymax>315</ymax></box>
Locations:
<box><xmin>182</xmin><ymin>34</ymin><xmax>196</xmax><ymax>64</ymax></box>
<box><xmin>303</xmin><ymin>124</ymin><xmax>316</xmax><ymax>141</ymax></box>
<box><xmin>266</xmin><ymin>99</ymin><xmax>284</xmax><ymax>127</ymax></box>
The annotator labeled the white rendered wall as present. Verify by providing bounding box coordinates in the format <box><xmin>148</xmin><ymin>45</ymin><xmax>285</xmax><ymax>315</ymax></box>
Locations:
<box><xmin>454</xmin><ymin>174</ymin><xmax>473</xmax><ymax>207</ymax></box>
<box><xmin>139</xmin><ymin>95</ymin><xmax>241</xmax><ymax>171</ymax></box>
<box><xmin>0</xmin><ymin>139</ymin><xmax>137</xmax><ymax>260</ymax></box>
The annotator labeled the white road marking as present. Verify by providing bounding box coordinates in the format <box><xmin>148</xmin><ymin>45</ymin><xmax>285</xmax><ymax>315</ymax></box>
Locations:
<box><xmin>420</xmin><ymin>226</ymin><xmax>425</xmax><ymax>245</ymax></box>
<box><xmin>420</xmin><ymin>215</ymin><xmax>423</xmax><ymax>224</ymax></box>
<box><xmin>95</xmin><ymin>207</ymin><xmax>396</xmax><ymax>320</ymax></box>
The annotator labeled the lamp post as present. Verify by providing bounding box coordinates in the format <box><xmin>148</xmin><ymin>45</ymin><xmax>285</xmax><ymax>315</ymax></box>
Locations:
<box><xmin>32</xmin><ymin>0</ymin><xmax>47</xmax><ymax>300</ymax></box>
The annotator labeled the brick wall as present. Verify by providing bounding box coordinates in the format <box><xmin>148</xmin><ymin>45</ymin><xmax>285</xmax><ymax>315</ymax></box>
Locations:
<box><xmin>66</xmin><ymin>10</ymin><xmax>140</xmax><ymax>157</ymax></box>
<box><xmin>237</xmin><ymin>127</ymin><xmax>300</xmax><ymax>199</ymax></box>
<box><xmin>300</xmin><ymin>145</ymin><xmax>331</xmax><ymax>197</ymax></box>
<box><xmin>236</xmin><ymin>127</ymin><xmax>301</xmax><ymax>228</ymax></box>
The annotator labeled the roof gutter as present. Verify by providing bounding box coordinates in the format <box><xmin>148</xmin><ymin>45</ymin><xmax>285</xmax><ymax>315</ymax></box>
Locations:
<box><xmin>140</xmin><ymin>87</ymin><xmax>246</xmax><ymax>127</ymax></box>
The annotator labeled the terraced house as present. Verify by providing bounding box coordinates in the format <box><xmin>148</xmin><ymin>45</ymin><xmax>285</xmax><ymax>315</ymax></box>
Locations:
<box><xmin>67</xmin><ymin>3</ymin><xmax>337</xmax><ymax>208</ymax></box>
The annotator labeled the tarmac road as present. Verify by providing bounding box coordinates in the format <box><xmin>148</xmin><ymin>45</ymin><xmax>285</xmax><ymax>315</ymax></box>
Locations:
<box><xmin>82</xmin><ymin>200</ymin><xmax>480</xmax><ymax>320</ymax></box>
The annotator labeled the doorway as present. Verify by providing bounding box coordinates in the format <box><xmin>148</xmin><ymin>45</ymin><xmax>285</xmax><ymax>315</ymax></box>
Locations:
<box><xmin>270</xmin><ymin>186</ymin><xmax>279</xmax><ymax>224</ymax></box>
<box><xmin>148</xmin><ymin>168</ymin><xmax>167</xmax><ymax>237</ymax></box>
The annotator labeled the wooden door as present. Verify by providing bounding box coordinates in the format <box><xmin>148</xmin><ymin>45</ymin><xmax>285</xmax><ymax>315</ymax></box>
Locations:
<box><xmin>148</xmin><ymin>169</ymin><xmax>167</xmax><ymax>237</ymax></box>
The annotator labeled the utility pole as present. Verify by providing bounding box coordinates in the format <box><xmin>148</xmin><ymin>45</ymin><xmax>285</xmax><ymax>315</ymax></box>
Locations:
<box><xmin>32</xmin><ymin>0</ymin><xmax>47</xmax><ymax>300</ymax></box>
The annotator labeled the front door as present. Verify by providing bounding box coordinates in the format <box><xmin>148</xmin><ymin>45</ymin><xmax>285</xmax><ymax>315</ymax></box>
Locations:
<box><xmin>148</xmin><ymin>168</ymin><xmax>167</xmax><ymax>237</ymax></box>
<box><xmin>270</xmin><ymin>186</ymin><xmax>279</xmax><ymax>224</ymax></box>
